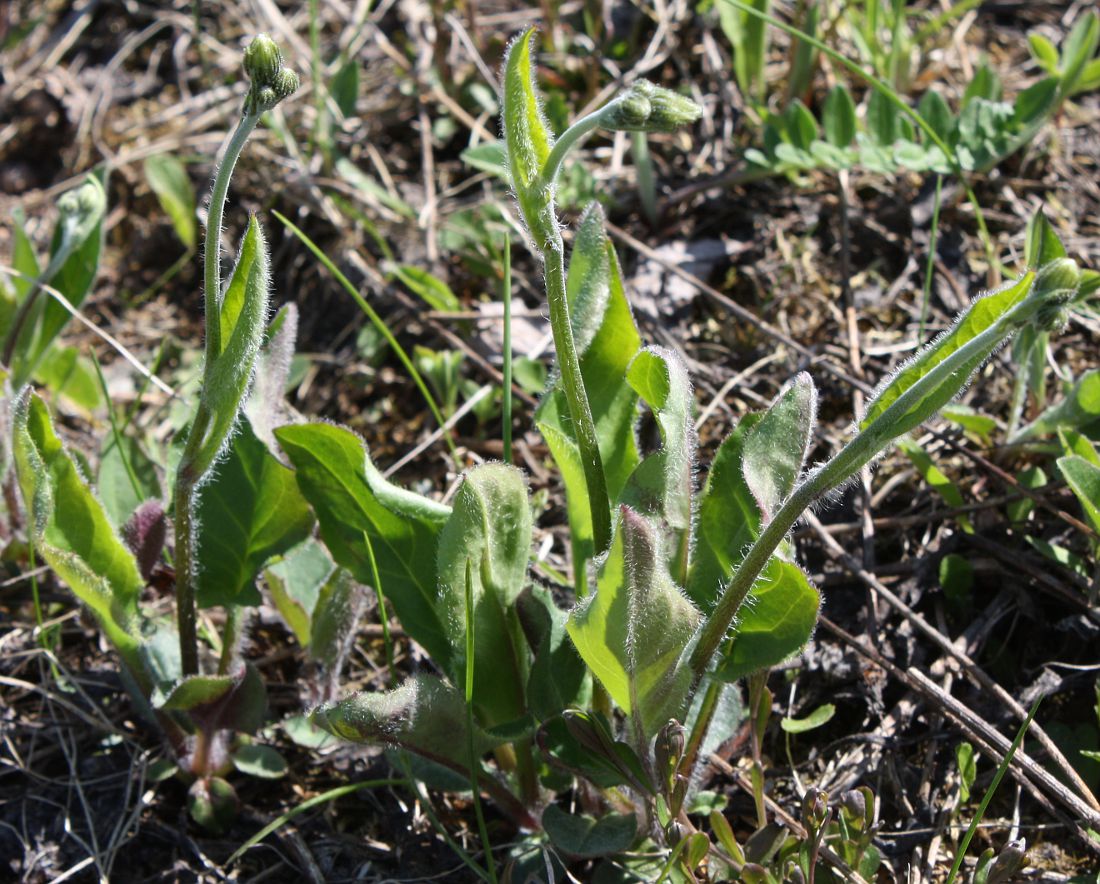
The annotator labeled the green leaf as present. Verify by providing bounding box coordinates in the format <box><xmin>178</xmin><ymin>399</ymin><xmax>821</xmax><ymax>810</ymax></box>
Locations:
<box><xmin>503</xmin><ymin>28</ymin><xmax>554</xmax><ymax>208</ymax></box>
<box><xmin>517</xmin><ymin>586</ymin><xmax>591</xmax><ymax>721</ymax></box>
<box><xmin>1014</xmin><ymin>77</ymin><xmax>1058</xmax><ymax>127</ymax></box>
<box><xmin>195</xmin><ymin>420</ymin><xmax>314</xmax><ymax>608</ymax></box>
<box><xmin>386</xmin><ymin>263</ymin><xmax>460</xmax><ymax>312</ymax></box>
<box><xmin>742</xmin><ymin>373</ymin><xmax>816</xmax><ymax>522</ymax></box>
<box><xmin>781</xmin><ymin>702</ymin><xmax>835</xmax><ymax>733</ymax></box>
<box><xmin>1058</xmin><ymin>455</ymin><xmax>1100</xmax><ymax>535</ymax></box>
<box><xmin>783</xmin><ymin>100</ymin><xmax>817</xmax><ymax>151</ymax></box>
<box><xmin>232</xmin><ymin>744</ymin><xmax>288</xmax><ymax>779</ymax></box>
<box><xmin>196</xmin><ymin>216</ymin><xmax>270</xmax><ymax>472</ymax></box>
<box><xmin>22</xmin><ymin>175</ymin><xmax>106</xmax><ymax>379</ymax></box>
<box><xmin>1029</xmin><ymin>33</ymin><xmax>1059</xmax><ymax>72</ymax></box>
<box><xmin>245</xmin><ymin>303</ymin><xmax>299</xmax><ymax>453</ymax></box>
<box><xmin>939</xmin><ymin>553</ymin><xmax>974</xmax><ymax>606</ymax></box>
<box><xmin>542</xmin><ymin>805</ymin><xmax>637</xmax><ymax>859</ymax></box>
<box><xmin>1060</xmin><ymin>429</ymin><xmax>1100</xmax><ymax>466</ymax></box>
<box><xmin>12</xmin><ymin>392</ymin><xmax>143</xmax><ymax>663</ymax></box>
<box><xmin>460</xmin><ymin>141</ymin><xmax>509</xmax><ymax>180</ymax></box>
<box><xmin>157</xmin><ymin>673</ymin><xmax>235</xmax><ymax>711</ymax></box>
<box><xmin>567</xmin><ymin>507</ymin><xmax>700</xmax><ymax>737</ymax></box>
<box><xmin>822</xmin><ymin>85</ymin><xmax>856</xmax><ymax>148</ymax></box>
<box><xmin>334</xmin><ymin>157</ymin><xmax>415</xmax><ymax>218</ymax></box>
<box><xmin>312</xmin><ymin>675</ymin><xmax>504</xmax><ymax>770</ymax></box>
<box><xmin>860</xmin><ymin>271</ymin><xmax>1038</xmax><ymax>437</ymax></box>
<box><xmin>963</xmin><ymin>63</ymin><xmax>1002</xmax><ymax>105</ymax></box>
<box><xmin>715</xmin><ymin>558</ymin><xmax>820</xmax><ymax>682</ymax></box>
<box><xmin>143</xmin><ymin>155</ymin><xmax>196</xmax><ymax>249</ymax></box>
<box><xmin>33</xmin><ymin>346</ymin><xmax>103</xmax><ymax>412</ymax></box>
<box><xmin>897</xmin><ymin>437</ymin><xmax>973</xmax><ymax>534</ymax></box>
<box><xmin>917</xmin><ymin>89</ymin><xmax>954</xmax><ymax>142</ymax></box>
<box><xmin>1006</xmin><ymin>465</ymin><xmax>1046</xmax><ymax>523</ymax></box>
<box><xmin>1026</xmin><ymin>211</ymin><xmax>1067</xmax><ymax>269</ymax></box>
<box><xmin>188</xmin><ymin>777</ymin><xmax>238</xmax><ymax>834</ymax></box>
<box><xmin>866</xmin><ymin>89</ymin><xmax>898</xmax><ymax>146</ymax></box>
<box><xmin>309</xmin><ymin>567</ymin><xmax>365</xmax><ymax>674</ymax></box>
<box><xmin>621</xmin><ymin>347</ymin><xmax>695</xmax><ymax>535</ymax></box>
<box><xmin>1058</xmin><ymin>11</ymin><xmax>1099</xmax><ymax>98</ymax></box>
<box><xmin>686</xmin><ymin>414</ymin><xmax>763</xmax><ymax>609</ymax></box>
<box><xmin>10</xmin><ymin>208</ymin><xmax>41</xmax><ymax>302</ymax></box>
<box><xmin>1016</xmin><ymin>370</ymin><xmax>1100</xmax><ymax>439</ymax></box>
<box><xmin>330</xmin><ymin>59</ymin><xmax>359</xmax><ymax>117</ymax></box>
<box><xmin>264</xmin><ymin>539</ymin><xmax>335</xmax><ymax>647</ymax></box>
<box><xmin>275</xmin><ymin>422</ymin><xmax>453</xmax><ymax>666</ymax></box>
<box><xmin>436</xmin><ymin>463</ymin><xmax>532</xmax><ymax>726</ymax></box>
<box><xmin>956</xmin><ymin>742</ymin><xmax>977</xmax><ymax>801</ymax></box>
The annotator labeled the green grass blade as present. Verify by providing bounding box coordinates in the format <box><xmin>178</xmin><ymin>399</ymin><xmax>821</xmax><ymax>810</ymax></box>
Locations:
<box><xmin>274</xmin><ymin>210</ymin><xmax>457</xmax><ymax>459</ymax></box>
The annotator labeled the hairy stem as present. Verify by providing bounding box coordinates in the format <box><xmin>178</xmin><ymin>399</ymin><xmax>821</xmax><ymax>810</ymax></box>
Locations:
<box><xmin>204</xmin><ymin>113</ymin><xmax>259</xmax><ymax>362</ymax></box>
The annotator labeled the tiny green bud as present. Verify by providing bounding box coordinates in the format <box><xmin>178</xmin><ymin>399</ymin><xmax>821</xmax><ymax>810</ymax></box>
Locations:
<box><xmin>244</xmin><ymin>33</ymin><xmax>282</xmax><ymax>86</ymax></box>
<box><xmin>273</xmin><ymin>68</ymin><xmax>300</xmax><ymax>102</ymax></box>
<box><xmin>603</xmin><ymin>80</ymin><xmax>702</xmax><ymax>133</ymax></box>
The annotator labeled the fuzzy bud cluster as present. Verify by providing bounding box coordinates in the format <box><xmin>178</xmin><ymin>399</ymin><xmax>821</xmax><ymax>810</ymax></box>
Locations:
<box><xmin>602</xmin><ymin>80</ymin><xmax>702</xmax><ymax>133</ymax></box>
<box><xmin>243</xmin><ymin>34</ymin><xmax>299</xmax><ymax>116</ymax></box>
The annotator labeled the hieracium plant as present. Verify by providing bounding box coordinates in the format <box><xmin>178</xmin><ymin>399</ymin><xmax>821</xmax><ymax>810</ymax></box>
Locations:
<box><xmin>274</xmin><ymin>28</ymin><xmax>1093</xmax><ymax>878</ymax></box>
<box><xmin>9</xmin><ymin>35</ymin><xmax>301</xmax><ymax>831</ymax></box>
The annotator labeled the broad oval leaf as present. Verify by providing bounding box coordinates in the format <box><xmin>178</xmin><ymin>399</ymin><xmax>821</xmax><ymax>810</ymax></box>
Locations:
<box><xmin>567</xmin><ymin>507</ymin><xmax>700</xmax><ymax>737</ymax></box>
<box><xmin>12</xmin><ymin>392</ymin><xmax>144</xmax><ymax>663</ymax></box>
<box><xmin>275</xmin><ymin>422</ymin><xmax>453</xmax><ymax>667</ymax></box>
<box><xmin>232</xmin><ymin>744</ymin><xmax>288</xmax><ymax>779</ymax></box>
<box><xmin>542</xmin><ymin>805</ymin><xmax>637</xmax><ymax>859</ymax></box>
<box><xmin>196</xmin><ymin>419</ymin><xmax>314</xmax><ymax>608</ymax></box>
<box><xmin>714</xmin><ymin>558</ymin><xmax>820</xmax><ymax>682</ymax></box>
<box><xmin>1015</xmin><ymin>369</ymin><xmax>1100</xmax><ymax>440</ymax></box>
<box><xmin>264</xmin><ymin>539</ymin><xmax>335</xmax><ymax>647</ymax></box>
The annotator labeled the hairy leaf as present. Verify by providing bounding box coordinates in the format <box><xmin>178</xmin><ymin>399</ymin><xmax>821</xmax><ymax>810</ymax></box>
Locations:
<box><xmin>714</xmin><ymin>558</ymin><xmax>820</xmax><ymax>682</ymax></box>
<box><xmin>622</xmin><ymin>347</ymin><xmax>695</xmax><ymax>534</ymax></box>
<box><xmin>503</xmin><ymin>28</ymin><xmax>553</xmax><ymax>208</ymax></box>
<box><xmin>1058</xmin><ymin>455</ymin><xmax>1100</xmax><ymax>535</ymax></box>
<box><xmin>567</xmin><ymin>507</ymin><xmax>700</xmax><ymax>737</ymax></box>
<box><xmin>313</xmin><ymin>675</ymin><xmax>504</xmax><ymax>770</ymax></box>
<box><xmin>1016</xmin><ymin>370</ymin><xmax>1100</xmax><ymax>440</ymax></box>
<box><xmin>860</xmin><ymin>271</ymin><xmax>1037</xmax><ymax>437</ymax></box>
<box><xmin>743</xmin><ymin>373</ymin><xmax>815</xmax><ymax>522</ymax></box>
<box><xmin>264</xmin><ymin>539</ymin><xmax>335</xmax><ymax>647</ymax></box>
<box><xmin>436</xmin><ymin>463</ymin><xmax>532</xmax><ymax>725</ymax></box>
<box><xmin>12</xmin><ymin>392</ymin><xmax>143</xmax><ymax>663</ymax></box>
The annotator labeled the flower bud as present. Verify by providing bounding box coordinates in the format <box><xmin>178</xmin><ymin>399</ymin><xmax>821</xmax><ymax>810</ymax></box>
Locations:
<box><xmin>242</xmin><ymin>34</ymin><xmax>298</xmax><ymax>116</ymax></box>
<box><xmin>244</xmin><ymin>34</ymin><xmax>282</xmax><ymax>86</ymax></box>
<box><xmin>1034</xmin><ymin>257</ymin><xmax>1080</xmax><ymax>300</ymax></box>
<box><xmin>603</xmin><ymin>80</ymin><xmax>702</xmax><ymax>133</ymax></box>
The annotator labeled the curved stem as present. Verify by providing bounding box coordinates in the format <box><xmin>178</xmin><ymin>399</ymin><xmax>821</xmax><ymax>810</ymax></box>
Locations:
<box><xmin>204</xmin><ymin>113</ymin><xmax>259</xmax><ymax>362</ymax></box>
<box><xmin>539</xmin><ymin>108</ymin><xmax>607</xmax><ymax>194</ymax></box>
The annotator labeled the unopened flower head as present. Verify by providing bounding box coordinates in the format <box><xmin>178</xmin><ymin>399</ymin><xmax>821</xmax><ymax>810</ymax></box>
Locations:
<box><xmin>243</xmin><ymin>34</ymin><xmax>298</xmax><ymax>116</ymax></box>
<box><xmin>603</xmin><ymin>80</ymin><xmax>702</xmax><ymax>133</ymax></box>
